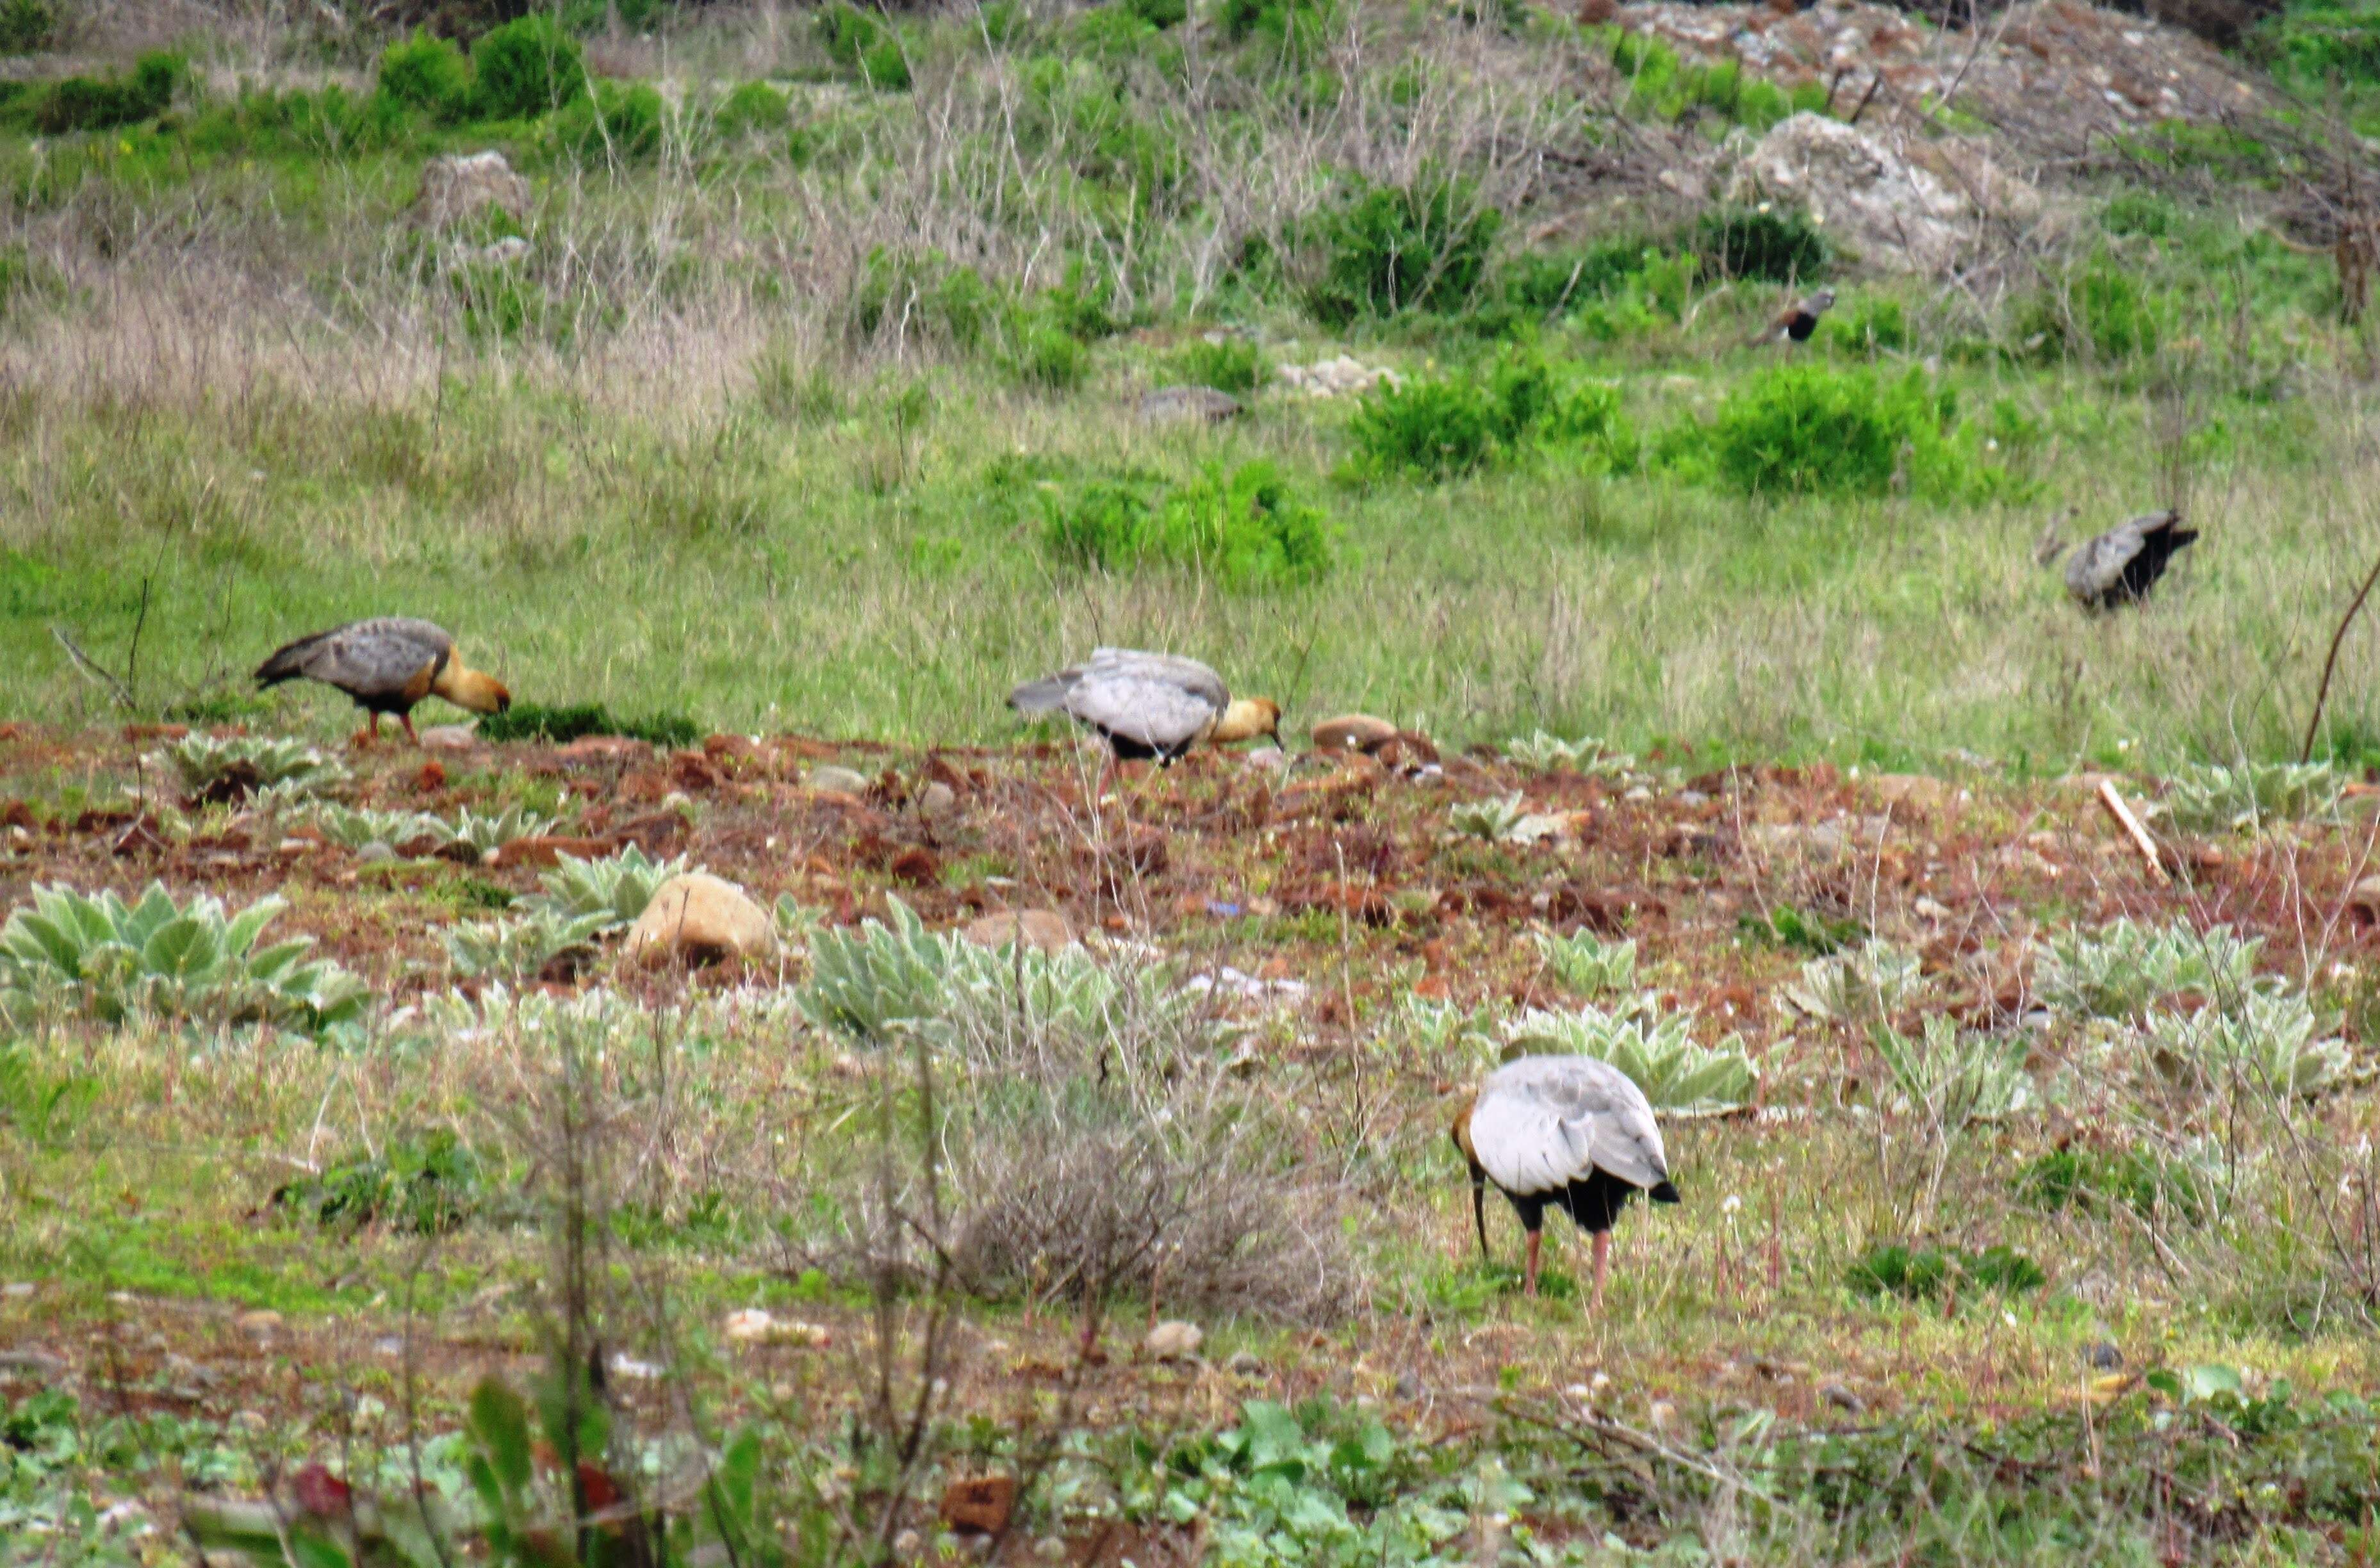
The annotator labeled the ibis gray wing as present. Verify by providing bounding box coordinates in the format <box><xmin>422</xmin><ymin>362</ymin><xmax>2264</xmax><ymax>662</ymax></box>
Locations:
<box><xmin>1065</xmin><ymin>668</ymin><xmax>1224</xmax><ymax>753</ymax></box>
<box><xmin>1473</xmin><ymin>1055</ymin><xmax>1671</xmax><ymax>1195</ymax></box>
<box><xmin>2064</xmin><ymin>524</ymin><xmax>2143</xmax><ymax>605</ymax></box>
<box><xmin>302</xmin><ymin>619</ymin><xmax>452</xmax><ymax>701</ymax></box>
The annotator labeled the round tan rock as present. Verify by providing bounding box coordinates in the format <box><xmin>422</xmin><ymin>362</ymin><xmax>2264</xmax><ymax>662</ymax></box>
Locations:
<box><xmin>964</xmin><ymin>910</ymin><xmax>1074</xmax><ymax>954</ymax></box>
<box><xmin>625</xmin><ymin>872</ymin><xmax>777</xmax><ymax>967</ymax></box>
<box><xmin>1311</xmin><ymin>714</ymin><xmax>1399</xmax><ymax>754</ymax></box>
<box><xmin>1143</xmin><ymin>1320</ymin><xmax>1204</xmax><ymax>1362</ymax></box>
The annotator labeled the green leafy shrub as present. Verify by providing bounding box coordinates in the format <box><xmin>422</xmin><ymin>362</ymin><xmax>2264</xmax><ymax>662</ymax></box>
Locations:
<box><xmin>1306</xmin><ymin>172</ymin><xmax>1501</xmax><ymax>325</ymax></box>
<box><xmin>2144</xmin><ymin>988</ymin><xmax>2350</xmax><ymax>1100</ymax></box>
<box><xmin>2161</xmin><ymin>760</ymin><xmax>2347</xmax><ymax>834</ymax></box>
<box><xmin>158</xmin><ymin>734</ymin><xmax>345</xmax><ymax>806</ymax></box>
<box><xmin>2018</xmin><ymin>257</ymin><xmax>2167</xmax><ymax>362</ymax></box>
<box><xmin>445</xmin><ymin>907</ymin><xmax>610</xmax><ymax>980</ymax></box>
<box><xmin>1504</xmin><ymin>730</ymin><xmax>1633</xmax><ymax>774</ymax></box>
<box><xmin>1869</xmin><ymin>1016</ymin><xmax>2035</xmax><ymax>1129</ymax></box>
<box><xmin>1127</xmin><ymin>0</ymin><xmax>1189</xmax><ymax>28</ymax></box>
<box><xmin>1696</xmin><ymin>364</ymin><xmax>1992</xmax><ymax>499</ymax></box>
<box><xmin>2035</xmin><ymin>918</ymin><xmax>2260</xmax><ymax>1021</ymax></box>
<box><xmin>552</xmin><ymin>79</ymin><xmax>666</xmax><ymax>162</ymax></box>
<box><xmin>1040</xmin><ymin>459</ymin><xmax>1334</xmax><ymax>585</ymax></box>
<box><xmin>1826</xmin><ymin>295</ymin><xmax>1910</xmax><ymax>354</ymax></box>
<box><xmin>1350</xmin><ymin>348</ymin><xmax>1636</xmax><ymax>481</ymax></box>
<box><xmin>713</xmin><ymin>79</ymin><xmax>790</xmax><ymax>139</ymax></box>
<box><xmin>470</xmin><ymin>15</ymin><xmax>589</xmax><ymax>120</ymax></box>
<box><xmin>374</xmin><ymin>29</ymin><xmax>472</xmax><ymax>122</ymax></box>
<box><xmin>477</xmin><ymin>701</ymin><xmax>700</xmax><ymax>747</ymax></box>
<box><xmin>2016</xmin><ymin>1145</ymin><xmax>2210</xmax><ymax>1224</ymax></box>
<box><xmin>1691</xmin><ymin>205</ymin><xmax>1828</xmax><ymax>284</ymax></box>
<box><xmin>1737</xmin><ymin>904</ymin><xmax>1863</xmax><ymax>955</ymax></box>
<box><xmin>527</xmin><ymin>845</ymin><xmax>690</xmax><ymax>929</ymax></box>
<box><xmin>1217</xmin><ymin>0</ymin><xmax>1335</xmax><ymax>56</ymax></box>
<box><xmin>817</xmin><ymin>3</ymin><xmax>912</xmax><ymax>90</ymax></box>
<box><xmin>274</xmin><ymin>1129</ymin><xmax>482</xmax><ymax>1233</ymax></box>
<box><xmin>1493</xmin><ymin>240</ymin><xmax>1664</xmax><ymax>322</ymax></box>
<box><xmin>1505</xmin><ymin>1002</ymin><xmax>1757</xmax><ymax>1118</ymax></box>
<box><xmin>0</xmin><ymin>0</ymin><xmax>56</xmax><ymax>54</ymax></box>
<box><xmin>1532</xmin><ymin>929</ymin><xmax>1636</xmax><ymax>995</ymax></box>
<box><xmin>0</xmin><ymin>883</ymin><xmax>370</xmax><ymax>1037</ymax></box>
<box><xmin>1847</xmin><ymin>1243</ymin><xmax>2044</xmax><ymax>1303</ymax></box>
<box><xmin>34</xmin><ymin>51</ymin><xmax>183</xmax><ymax>134</ymax></box>
<box><xmin>1447</xmin><ymin>792</ymin><xmax>1528</xmax><ymax>842</ymax></box>
<box><xmin>801</xmin><ymin>895</ymin><xmax>1194</xmax><ymax>1048</ymax></box>
<box><xmin>447</xmin><ymin>804</ymin><xmax>561</xmax><ymax>856</ymax></box>
<box><xmin>302</xmin><ymin>803</ymin><xmax>452</xmax><ymax>850</ymax></box>
<box><xmin>1168</xmin><ymin>336</ymin><xmax>1270</xmax><ymax>394</ymax></box>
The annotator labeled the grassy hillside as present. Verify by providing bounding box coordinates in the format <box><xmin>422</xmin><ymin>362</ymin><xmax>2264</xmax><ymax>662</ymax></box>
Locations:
<box><xmin>0</xmin><ymin>3</ymin><xmax>2373</xmax><ymax>769</ymax></box>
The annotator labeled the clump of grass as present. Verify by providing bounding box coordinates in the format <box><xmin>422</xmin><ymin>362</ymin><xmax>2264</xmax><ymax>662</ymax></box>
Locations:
<box><xmin>1349</xmin><ymin>347</ymin><xmax>1636</xmax><ymax>481</ymax></box>
<box><xmin>1305</xmin><ymin>171</ymin><xmax>1500</xmax><ymax>325</ymax></box>
<box><xmin>1869</xmin><ymin>1016</ymin><xmax>2035</xmax><ymax>1129</ymax></box>
<box><xmin>26</xmin><ymin>51</ymin><xmax>183</xmax><ymax>135</ymax></box>
<box><xmin>1664</xmin><ymin>363</ymin><xmax>2008</xmax><ymax>502</ymax></box>
<box><xmin>272</xmin><ymin>1128</ymin><xmax>482</xmax><ymax>1234</ymax></box>
<box><xmin>1038</xmin><ymin>459</ymin><xmax>1334</xmax><ymax>586</ymax></box>
<box><xmin>1168</xmin><ymin>336</ymin><xmax>1270</xmax><ymax>395</ymax></box>
<box><xmin>2015</xmin><ymin>1143</ymin><xmax>2212</xmax><ymax>1225</ymax></box>
<box><xmin>817</xmin><ymin>2</ymin><xmax>913</xmax><ymax>90</ymax></box>
<box><xmin>1846</xmin><ymin>1243</ymin><xmax>2044</xmax><ymax>1303</ymax></box>
<box><xmin>1691</xmin><ymin>205</ymin><xmax>1828</xmax><ymax>284</ymax></box>
<box><xmin>373</xmin><ymin>29</ymin><xmax>472</xmax><ymax>123</ymax></box>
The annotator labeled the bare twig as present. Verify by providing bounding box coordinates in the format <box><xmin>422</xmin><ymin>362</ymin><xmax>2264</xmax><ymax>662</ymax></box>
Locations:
<box><xmin>50</xmin><ymin>625</ymin><xmax>137</xmax><ymax>712</ymax></box>
<box><xmin>2301</xmin><ymin>544</ymin><xmax>2380</xmax><ymax>764</ymax></box>
<box><xmin>2096</xmin><ymin>779</ymin><xmax>2169</xmax><ymax>885</ymax></box>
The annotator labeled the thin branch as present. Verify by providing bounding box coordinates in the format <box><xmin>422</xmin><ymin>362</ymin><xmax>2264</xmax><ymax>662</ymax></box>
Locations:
<box><xmin>2302</xmin><ymin>544</ymin><xmax>2380</xmax><ymax>764</ymax></box>
<box><xmin>50</xmin><ymin>625</ymin><xmax>137</xmax><ymax>712</ymax></box>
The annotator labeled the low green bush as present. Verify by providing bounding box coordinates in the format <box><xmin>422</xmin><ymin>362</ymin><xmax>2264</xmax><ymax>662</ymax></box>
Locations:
<box><xmin>470</xmin><ymin>14</ymin><xmax>589</xmax><ymax>120</ymax></box>
<box><xmin>817</xmin><ymin>3</ymin><xmax>912</xmax><ymax>90</ymax></box>
<box><xmin>0</xmin><ymin>883</ymin><xmax>370</xmax><ymax>1038</ymax></box>
<box><xmin>2015</xmin><ymin>1145</ymin><xmax>2210</xmax><ymax>1225</ymax></box>
<box><xmin>1168</xmin><ymin>336</ymin><xmax>1270</xmax><ymax>393</ymax></box>
<box><xmin>1350</xmin><ymin>347</ymin><xmax>1637</xmax><ymax>481</ymax></box>
<box><xmin>713</xmin><ymin>79</ymin><xmax>790</xmax><ymax>139</ymax></box>
<box><xmin>1217</xmin><ymin>0</ymin><xmax>1335</xmax><ymax>56</ymax></box>
<box><xmin>552</xmin><ymin>79</ymin><xmax>666</xmax><ymax>163</ymax></box>
<box><xmin>274</xmin><ymin>1129</ymin><xmax>482</xmax><ymax>1234</ymax></box>
<box><xmin>1306</xmin><ymin>171</ymin><xmax>1502</xmax><ymax>325</ymax></box>
<box><xmin>477</xmin><ymin>701</ymin><xmax>701</xmax><ymax>748</ymax></box>
<box><xmin>1847</xmin><ymin>1243</ymin><xmax>2044</xmax><ymax>1303</ymax></box>
<box><xmin>1675</xmin><ymin>363</ymin><xmax>2005</xmax><ymax>501</ymax></box>
<box><xmin>0</xmin><ymin>0</ymin><xmax>56</xmax><ymax>54</ymax></box>
<box><xmin>2016</xmin><ymin>256</ymin><xmax>2167</xmax><ymax>363</ymax></box>
<box><xmin>1691</xmin><ymin>204</ymin><xmax>1828</xmax><ymax>284</ymax></box>
<box><xmin>1039</xmin><ymin>459</ymin><xmax>1334</xmax><ymax>586</ymax></box>
<box><xmin>32</xmin><ymin>51</ymin><xmax>183</xmax><ymax>135</ymax></box>
<box><xmin>374</xmin><ymin>29</ymin><xmax>472</xmax><ymax>122</ymax></box>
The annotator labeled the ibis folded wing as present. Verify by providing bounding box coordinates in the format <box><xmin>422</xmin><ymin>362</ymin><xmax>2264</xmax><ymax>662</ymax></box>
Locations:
<box><xmin>1470</xmin><ymin>1055</ymin><xmax>1671</xmax><ymax>1196</ymax></box>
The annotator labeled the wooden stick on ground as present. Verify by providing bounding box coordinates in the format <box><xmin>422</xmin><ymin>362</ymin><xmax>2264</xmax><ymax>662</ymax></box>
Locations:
<box><xmin>2096</xmin><ymin>778</ymin><xmax>2169</xmax><ymax>885</ymax></box>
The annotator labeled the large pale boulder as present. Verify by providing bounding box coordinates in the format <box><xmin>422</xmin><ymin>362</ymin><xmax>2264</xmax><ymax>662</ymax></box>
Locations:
<box><xmin>625</xmin><ymin>872</ymin><xmax>776</xmax><ymax>967</ymax></box>
<box><xmin>415</xmin><ymin>150</ymin><xmax>530</xmax><ymax>230</ymax></box>
<box><xmin>1729</xmin><ymin>113</ymin><xmax>2029</xmax><ymax>277</ymax></box>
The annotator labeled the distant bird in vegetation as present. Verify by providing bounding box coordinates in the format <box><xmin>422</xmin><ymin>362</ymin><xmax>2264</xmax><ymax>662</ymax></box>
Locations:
<box><xmin>1744</xmin><ymin>286</ymin><xmax>1836</xmax><ymax>348</ymax></box>
<box><xmin>2063</xmin><ymin>509</ymin><xmax>2198</xmax><ymax>611</ymax></box>
<box><xmin>1008</xmin><ymin>648</ymin><xmax>1279</xmax><ymax>794</ymax></box>
<box><xmin>254</xmin><ymin>618</ymin><xmax>510</xmax><ymax>745</ymax></box>
<box><xmin>1451</xmin><ymin>1054</ymin><xmax>1680</xmax><ymax>1307</ymax></box>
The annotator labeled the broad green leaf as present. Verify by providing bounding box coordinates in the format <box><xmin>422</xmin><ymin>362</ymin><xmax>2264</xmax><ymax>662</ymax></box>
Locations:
<box><xmin>467</xmin><ymin>1376</ymin><xmax>534</xmax><ymax>1496</ymax></box>
<box><xmin>142</xmin><ymin>915</ymin><xmax>224</xmax><ymax>981</ymax></box>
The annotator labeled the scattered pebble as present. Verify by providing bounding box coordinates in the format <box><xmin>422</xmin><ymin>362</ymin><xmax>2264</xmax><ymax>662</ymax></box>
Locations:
<box><xmin>1226</xmin><ymin>1349</ymin><xmax>1263</xmax><ymax>1375</ymax></box>
<box><xmin>1820</xmin><ymin>1380</ymin><xmax>1864</xmax><ymax>1413</ymax></box>
<box><xmin>2087</xmin><ymin>1341</ymin><xmax>2124</xmax><ymax>1371</ymax></box>
<box><xmin>808</xmin><ymin>764</ymin><xmax>873</xmax><ymax>794</ymax></box>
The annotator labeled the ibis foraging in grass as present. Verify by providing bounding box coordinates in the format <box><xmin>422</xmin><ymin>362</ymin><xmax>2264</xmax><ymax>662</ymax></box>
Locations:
<box><xmin>2064</xmin><ymin>509</ymin><xmax>2198</xmax><ymax>612</ymax></box>
<box><xmin>1451</xmin><ymin>1054</ymin><xmax>1680</xmax><ymax>1308</ymax></box>
<box><xmin>255</xmin><ymin>618</ymin><xmax>511</xmax><ymax>746</ymax></box>
<box><xmin>1007</xmin><ymin>648</ymin><xmax>1279</xmax><ymax>796</ymax></box>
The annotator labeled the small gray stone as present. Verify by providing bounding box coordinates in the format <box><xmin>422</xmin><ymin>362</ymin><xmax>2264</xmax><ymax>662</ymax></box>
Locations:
<box><xmin>1138</xmin><ymin>385</ymin><xmax>1242</xmax><ymax>424</ymax></box>
<box><xmin>1678</xmin><ymin>790</ymin><xmax>1711</xmax><ymax>806</ymax></box>
<box><xmin>356</xmin><ymin>841</ymin><xmax>396</xmax><ymax>865</ymax></box>
<box><xmin>917</xmin><ymin>781</ymin><xmax>958</xmax><ymax>820</ymax></box>
<box><xmin>1819</xmin><ymin>1380</ymin><xmax>1864</xmax><ymax>1413</ymax></box>
<box><xmin>810</xmin><ymin>764</ymin><xmax>873</xmax><ymax>795</ymax></box>
<box><xmin>2086</xmin><ymin>1341</ymin><xmax>2124</xmax><ymax>1371</ymax></box>
<box><xmin>1226</xmin><ymin>1349</ymin><xmax>1262</xmax><ymax>1375</ymax></box>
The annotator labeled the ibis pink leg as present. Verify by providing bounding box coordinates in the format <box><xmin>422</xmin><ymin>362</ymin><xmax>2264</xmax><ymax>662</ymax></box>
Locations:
<box><xmin>1523</xmin><ymin>1231</ymin><xmax>1542</xmax><ymax>1297</ymax></box>
<box><xmin>1591</xmin><ymin>1232</ymin><xmax>1612</xmax><ymax>1314</ymax></box>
